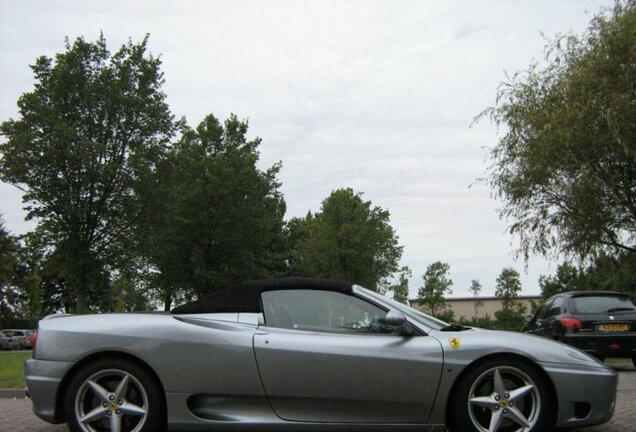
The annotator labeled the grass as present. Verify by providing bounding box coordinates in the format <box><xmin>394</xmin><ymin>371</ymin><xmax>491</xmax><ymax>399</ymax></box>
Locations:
<box><xmin>605</xmin><ymin>357</ymin><xmax>634</xmax><ymax>365</ymax></box>
<box><xmin>0</xmin><ymin>351</ymin><xmax>31</xmax><ymax>388</ymax></box>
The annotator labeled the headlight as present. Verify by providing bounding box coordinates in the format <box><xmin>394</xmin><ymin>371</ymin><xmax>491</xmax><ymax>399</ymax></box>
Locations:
<box><xmin>563</xmin><ymin>345</ymin><xmax>597</xmax><ymax>363</ymax></box>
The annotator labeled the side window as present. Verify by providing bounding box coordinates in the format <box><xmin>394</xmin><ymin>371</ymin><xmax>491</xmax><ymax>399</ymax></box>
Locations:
<box><xmin>545</xmin><ymin>296</ymin><xmax>564</xmax><ymax>318</ymax></box>
<box><xmin>261</xmin><ymin>290</ymin><xmax>392</xmax><ymax>334</ymax></box>
<box><xmin>534</xmin><ymin>299</ymin><xmax>554</xmax><ymax>321</ymax></box>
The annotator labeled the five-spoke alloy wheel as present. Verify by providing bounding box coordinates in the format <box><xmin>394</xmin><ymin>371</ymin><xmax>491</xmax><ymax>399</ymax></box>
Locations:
<box><xmin>450</xmin><ymin>358</ymin><xmax>553</xmax><ymax>432</ymax></box>
<box><xmin>65</xmin><ymin>358</ymin><xmax>165</xmax><ymax>432</ymax></box>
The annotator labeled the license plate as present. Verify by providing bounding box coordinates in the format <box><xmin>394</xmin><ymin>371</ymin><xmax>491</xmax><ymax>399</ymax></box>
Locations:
<box><xmin>598</xmin><ymin>323</ymin><xmax>630</xmax><ymax>332</ymax></box>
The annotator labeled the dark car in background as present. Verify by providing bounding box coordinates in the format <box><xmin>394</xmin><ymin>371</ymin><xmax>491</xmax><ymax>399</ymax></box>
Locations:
<box><xmin>523</xmin><ymin>291</ymin><xmax>636</xmax><ymax>365</ymax></box>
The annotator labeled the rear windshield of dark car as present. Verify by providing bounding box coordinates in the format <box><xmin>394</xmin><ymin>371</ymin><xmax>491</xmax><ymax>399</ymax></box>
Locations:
<box><xmin>570</xmin><ymin>295</ymin><xmax>636</xmax><ymax>314</ymax></box>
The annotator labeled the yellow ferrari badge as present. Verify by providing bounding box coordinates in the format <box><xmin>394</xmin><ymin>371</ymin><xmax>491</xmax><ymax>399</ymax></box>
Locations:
<box><xmin>449</xmin><ymin>337</ymin><xmax>461</xmax><ymax>350</ymax></box>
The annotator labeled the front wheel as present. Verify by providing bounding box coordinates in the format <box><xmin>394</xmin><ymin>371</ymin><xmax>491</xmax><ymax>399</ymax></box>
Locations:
<box><xmin>449</xmin><ymin>357</ymin><xmax>554</xmax><ymax>432</ymax></box>
<box><xmin>64</xmin><ymin>358</ymin><xmax>165</xmax><ymax>432</ymax></box>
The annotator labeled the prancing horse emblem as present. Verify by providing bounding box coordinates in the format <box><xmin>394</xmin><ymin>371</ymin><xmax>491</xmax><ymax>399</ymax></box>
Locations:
<box><xmin>449</xmin><ymin>337</ymin><xmax>461</xmax><ymax>350</ymax></box>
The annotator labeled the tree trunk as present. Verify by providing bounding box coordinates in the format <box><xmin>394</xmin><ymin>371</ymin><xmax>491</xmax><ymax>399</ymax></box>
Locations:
<box><xmin>75</xmin><ymin>263</ymin><xmax>90</xmax><ymax>314</ymax></box>
<box><xmin>75</xmin><ymin>288</ymin><xmax>89</xmax><ymax>314</ymax></box>
<box><xmin>163</xmin><ymin>291</ymin><xmax>172</xmax><ymax>311</ymax></box>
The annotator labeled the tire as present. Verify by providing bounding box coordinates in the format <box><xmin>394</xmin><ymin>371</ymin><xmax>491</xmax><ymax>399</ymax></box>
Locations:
<box><xmin>449</xmin><ymin>357</ymin><xmax>554</xmax><ymax>432</ymax></box>
<box><xmin>64</xmin><ymin>358</ymin><xmax>165</xmax><ymax>432</ymax></box>
<box><xmin>632</xmin><ymin>356</ymin><xmax>636</xmax><ymax>369</ymax></box>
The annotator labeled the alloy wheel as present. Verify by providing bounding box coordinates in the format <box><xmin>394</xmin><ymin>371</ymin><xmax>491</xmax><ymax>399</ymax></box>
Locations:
<box><xmin>467</xmin><ymin>366</ymin><xmax>541</xmax><ymax>432</ymax></box>
<box><xmin>74</xmin><ymin>368</ymin><xmax>148</xmax><ymax>432</ymax></box>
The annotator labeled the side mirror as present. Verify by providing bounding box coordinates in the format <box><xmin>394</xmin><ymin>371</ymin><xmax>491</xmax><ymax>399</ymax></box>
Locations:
<box><xmin>524</xmin><ymin>315</ymin><xmax>533</xmax><ymax>323</ymax></box>
<box><xmin>384</xmin><ymin>310</ymin><xmax>408</xmax><ymax>327</ymax></box>
<box><xmin>383</xmin><ymin>310</ymin><xmax>413</xmax><ymax>336</ymax></box>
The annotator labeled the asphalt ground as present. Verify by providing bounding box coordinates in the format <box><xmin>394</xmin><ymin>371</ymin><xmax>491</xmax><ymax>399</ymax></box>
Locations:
<box><xmin>1</xmin><ymin>364</ymin><xmax>634</xmax><ymax>432</ymax></box>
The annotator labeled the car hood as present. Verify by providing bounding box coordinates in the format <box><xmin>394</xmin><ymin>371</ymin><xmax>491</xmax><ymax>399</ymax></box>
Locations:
<box><xmin>430</xmin><ymin>327</ymin><xmax>610</xmax><ymax>369</ymax></box>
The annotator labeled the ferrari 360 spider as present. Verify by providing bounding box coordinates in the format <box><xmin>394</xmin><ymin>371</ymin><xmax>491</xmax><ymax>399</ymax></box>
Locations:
<box><xmin>25</xmin><ymin>277</ymin><xmax>617</xmax><ymax>432</ymax></box>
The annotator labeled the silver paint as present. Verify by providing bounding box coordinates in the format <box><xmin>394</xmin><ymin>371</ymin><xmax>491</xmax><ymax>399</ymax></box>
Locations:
<box><xmin>26</xmin><ymin>288</ymin><xmax>617</xmax><ymax>431</ymax></box>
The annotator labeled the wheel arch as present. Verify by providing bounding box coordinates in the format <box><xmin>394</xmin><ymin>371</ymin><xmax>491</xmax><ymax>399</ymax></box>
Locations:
<box><xmin>54</xmin><ymin>350</ymin><xmax>166</xmax><ymax>423</ymax></box>
<box><xmin>445</xmin><ymin>352</ymin><xmax>559</xmax><ymax>429</ymax></box>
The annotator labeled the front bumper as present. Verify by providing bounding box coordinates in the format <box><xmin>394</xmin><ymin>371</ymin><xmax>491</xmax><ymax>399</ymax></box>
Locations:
<box><xmin>540</xmin><ymin>361</ymin><xmax>617</xmax><ymax>428</ymax></box>
<box><xmin>24</xmin><ymin>358</ymin><xmax>74</xmax><ymax>423</ymax></box>
<box><xmin>562</xmin><ymin>332</ymin><xmax>636</xmax><ymax>358</ymax></box>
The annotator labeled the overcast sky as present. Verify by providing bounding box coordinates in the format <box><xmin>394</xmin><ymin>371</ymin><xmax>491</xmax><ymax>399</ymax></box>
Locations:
<box><xmin>0</xmin><ymin>0</ymin><xmax>616</xmax><ymax>298</ymax></box>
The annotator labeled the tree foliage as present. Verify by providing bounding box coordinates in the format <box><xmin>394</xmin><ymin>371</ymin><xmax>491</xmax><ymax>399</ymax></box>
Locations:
<box><xmin>539</xmin><ymin>261</ymin><xmax>580</xmax><ymax>299</ymax></box>
<box><xmin>469</xmin><ymin>279</ymin><xmax>484</xmax><ymax>318</ymax></box>
<box><xmin>578</xmin><ymin>253</ymin><xmax>636</xmax><ymax>297</ymax></box>
<box><xmin>138</xmin><ymin>114</ymin><xmax>286</xmax><ymax>309</ymax></box>
<box><xmin>286</xmin><ymin>188</ymin><xmax>403</xmax><ymax>292</ymax></box>
<box><xmin>389</xmin><ymin>266</ymin><xmax>411</xmax><ymax>304</ymax></box>
<box><xmin>494</xmin><ymin>267</ymin><xmax>526</xmax><ymax>330</ymax></box>
<box><xmin>0</xmin><ymin>34</ymin><xmax>176</xmax><ymax>312</ymax></box>
<box><xmin>481</xmin><ymin>1</ymin><xmax>636</xmax><ymax>260</ymax></box>
<box><xmin>495</xmin><ymin>267</ymin><xmax>522</xmax><ymax>307</ymax></box>
<box><xmin>417</xmin><ymin>261</ymin><xmax>453</xmax><ymax>318</ymax></box>
<box><xmin>1</xmin><ymin>34</ymin><xmax>411</xmax><ymax>315</ymax></box>
<box><xmin>0</xmin><ymin>219</ymin><xmax>19</xmax><ymax>327</ymax></box>
<box><xmin>540</xmin><ymin>253</ymin><xmax>636</xmax><ymax>298</ymax></box>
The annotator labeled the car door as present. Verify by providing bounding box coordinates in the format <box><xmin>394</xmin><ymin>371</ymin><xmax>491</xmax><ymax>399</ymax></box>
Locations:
<box><xmin>540</xmin><ymin>296</ymin><xmax>565</xmax><ymax>338</ymax></box>
<box><xmin>527</xmin><ymin>297</ymin><xmax>565</xmax><ymax>338</ymax></box>
<box><xmin>524</xmin><ymin>299</ymin><xmax>553</xmax><ymax>335</ymax></box>
<box><xmin>253</xmin><ymin>289</ymin><xmax>444</xmax><ymax>424</ymax></box>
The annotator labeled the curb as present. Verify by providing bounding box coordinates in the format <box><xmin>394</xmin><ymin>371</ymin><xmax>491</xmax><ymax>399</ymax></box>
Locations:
<box><xmin>0</xmin><ymin>389</ymin><xmax>28</xmax><ymax>399</ymax></box>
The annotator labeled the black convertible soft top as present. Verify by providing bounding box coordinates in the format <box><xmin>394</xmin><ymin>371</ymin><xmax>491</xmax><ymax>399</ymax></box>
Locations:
<box><xmin>170</xmin><ymin>277</ymin><xmax>353</xmax><ymax>315</ymax></box>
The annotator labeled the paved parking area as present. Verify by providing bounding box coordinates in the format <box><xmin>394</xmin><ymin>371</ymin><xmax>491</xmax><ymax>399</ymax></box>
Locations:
<box><xmin>1</xmin><ymin>367</ymin><xmax>634</xmax><ymax>432</ymax></box>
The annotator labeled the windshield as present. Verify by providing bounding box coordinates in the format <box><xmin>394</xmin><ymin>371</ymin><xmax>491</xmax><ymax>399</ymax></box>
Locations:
<box><xmin>570</xmin><ymin>295</ymin><xmax>636</xmax><ymax>314</ymax></box>
<box><xmin>355</xmin><ymin>285</ymin><xmax>449</xmax><ymax>330</ymax></box>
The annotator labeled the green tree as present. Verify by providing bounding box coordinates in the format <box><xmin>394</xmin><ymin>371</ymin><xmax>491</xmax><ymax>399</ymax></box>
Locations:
<box><xmin>139</xmin><ymin>114</ymin><xmax>286</xmax><ymax>309</ymax></box>
<box><xmin>0</xmin><ymin>219</ymin><xmax>19</xmax><ymax>327</ymax></box>
<box><xmin>538</xmin><ymin>262</ymin><xmax>580</xmax><ymax>299</ymax></box>
<box><xmin>390</xmin><ymin>266</ymin><xmax>412</xmax><ymax>304</ymax></box>
<box><xmin>18</xmin><ymin>233</ymin><xmax>80</xmax><ymax>315</ymax></box>
<box><xmin>435</xmin><ymin>308</ymin><xmax>456</xmax><ymax>324</ymax></box>
<box><xmin>469</xmin><ymin>279</ymin><xmax>484</xmax><ymax>319</ymax></box>
<box><xmin>287</xmin><ymin>188</ymin><xmax>403</xmax><ymax>292</ymax></box>
<box><xmin>109</xmin><ymin>274</ymin><xmax>152</xmax><ymax>312</ymax></box>
<box><xmin>494</xmin><ymin>267</ymin><xmax>526</xmax><ymax>330</ymax></box>
<box><xmin>495</xmin><ymin>267</ymin><xmax>522</xmax><ymax>308</ymax></box>
<box><xmin>0</xmin><ymin>34</ymin><xmax>176</xmax><ymax>313</ymax></box>
<box><xmin>481</xmin><ymin>1</ymin><xmax>636</xmax><ymax>260</ymax></box>
<box><xmin>577</xmin><ymin>252</ymin><xmax>636</xmax><ymax>297</ymax></box>
<box><xmin>9</xmin><ymin>239</ymin><xmax>44</xmax><ymax>319</ymax></box>
<box><xmin>460</xmin><ymin>313</ymin><xmax>497</xmax><ymax>330</ymax></box>
<box><xmin>417</xmin><ymin>261</ymin><xmax>453</xmax><ymax>318</ymax></box>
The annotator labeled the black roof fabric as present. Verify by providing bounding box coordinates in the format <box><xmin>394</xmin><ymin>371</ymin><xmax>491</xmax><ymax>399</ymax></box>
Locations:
<box><xmin>170</xmin><ymin>277</ymin><xmax>353</xmax><ymax>315</ymax></box>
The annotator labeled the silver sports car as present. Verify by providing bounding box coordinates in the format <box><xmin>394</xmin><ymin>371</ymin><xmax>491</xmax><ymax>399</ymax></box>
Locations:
<box><xmin>25</xmin><ymin>278</ymin><xmax>617</xmax><ymax>432</ymax></box>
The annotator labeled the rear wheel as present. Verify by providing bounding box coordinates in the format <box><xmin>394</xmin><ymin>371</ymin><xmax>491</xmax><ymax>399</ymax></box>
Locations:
<box><xmin>449</xmin><ymin>357</ymin><xmax>554</xmax><ymax>432</ymax></box>
<box><xmin>64</xmin><ymin>358</ymin><xmax>165</xmax><ymax>432</ymax></box>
